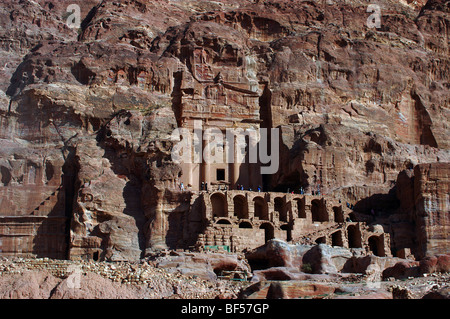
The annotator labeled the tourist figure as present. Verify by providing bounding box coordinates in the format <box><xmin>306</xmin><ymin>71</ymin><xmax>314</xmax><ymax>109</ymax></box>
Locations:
<box><xmin>257</xmin><ymin>186</ymin><xmax>261</xmax><ymax>192</ymax></box>
<box><xmin>180</xmin><ymin>182</ymin><xmax>184</xmax><ymax>191</ymax></box>
<box><xmin>201</xmin><ymin>182</ymin><xmax>205</xmax><ymax>191</ymax></box>
<box><xmin>205</xmin><ymin>182</ymin><xmax>208</xmax><ymax>192</ymax></box>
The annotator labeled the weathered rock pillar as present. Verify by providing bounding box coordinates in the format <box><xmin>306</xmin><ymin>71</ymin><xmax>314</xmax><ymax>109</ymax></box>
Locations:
<box><xmin>145</xmin><ymin>188</ymin><xmax>168</xmax><ymax>251</ymax></box>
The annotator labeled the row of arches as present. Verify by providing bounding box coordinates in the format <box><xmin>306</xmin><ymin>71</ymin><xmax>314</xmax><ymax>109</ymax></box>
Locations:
<box><xmin>313</xmin><ymin>226</ymin><xmax>386</xmax><ymax>256</ymax></box>
<box><xmin>215</xmin><ymin>217</ymin><xmax>276</xmax><ymax>243</ymax></box>
<box><xmin>314</xmin><ymin>226</ymin><xmax>362</xmax><ymax>248</ymax></box>
<box><xmin>211</xmin><ymin>193</ymin><xmax>270</xmax><ymax>220</ymax></box>
<box><xmin>210</xmin><ymin>192</ymin><xmax>346</xmax><ymax>223</ymax></box>
<box><xmin>215</xmin><ymin>217</ymin><xmax>385</xmax><ymax>256</ymax></box>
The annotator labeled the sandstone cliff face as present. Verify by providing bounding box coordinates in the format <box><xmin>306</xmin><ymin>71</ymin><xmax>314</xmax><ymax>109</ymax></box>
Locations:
<box><xmin>412</xmin><ymin>163</ymin><xmax>449</xmax><ymax>258</ymax></box>
<box><xmin>0</xmin><ymin>0</ymin><xmax>448</xmax><ymax>261</ymax></box>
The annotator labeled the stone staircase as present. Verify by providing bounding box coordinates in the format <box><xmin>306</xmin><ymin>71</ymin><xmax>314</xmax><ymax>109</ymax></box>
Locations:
<box><xmin>30</xmin><ymin>185</ymin><xmax>62</xmax><ymax>216</ymax></box>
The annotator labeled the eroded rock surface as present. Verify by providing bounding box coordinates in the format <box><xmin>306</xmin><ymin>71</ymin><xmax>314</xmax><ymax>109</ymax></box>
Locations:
<box><xmin>0</xmin><ymin>0</ymin><xmax>448</xmax><ymax>265</ymax></box>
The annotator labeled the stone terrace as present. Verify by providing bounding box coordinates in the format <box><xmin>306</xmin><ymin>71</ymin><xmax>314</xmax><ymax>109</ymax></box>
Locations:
<box><xmin>191</xmin><ymin>190</ymin><xmax>391</xmax><ymax>257</ymax></box>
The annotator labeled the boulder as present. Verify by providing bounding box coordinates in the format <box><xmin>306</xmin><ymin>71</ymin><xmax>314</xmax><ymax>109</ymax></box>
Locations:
<box><xmin>419</xmin><ymin>254</ymin><xmax>450</xmax><ymax>274</ymax></box>
<box><xmin>245</xmin><ymin>239</ymin><xmax>312</xmax><ymax>269</ymax></box>
<box><xmin>151</xmin><ymin>252</ymin><xmax>251</xmax><ymax>281</ymax></box>
<box><xmin>241</xmin><ymin>280</ymin><xmax>337</xmax><ymax>299</ymax></box>
<box><xmin>251</xmin><ymin>267</ymin><xmax>307</xmax><ymax>281</ymax></box>
<box><xmin>0</xmin><ymin>271</ymin><xmax>60</xmax><ymax>299</ymax></box>
<box><xmin>422</xmin><ymin>287</ymin><xmax>450</xmax><ymax>299</ymax></box>
<box><xmin>302</xmin><ymin>244</ymin><xmax>353</xmax><ymax>274</ymax></box>
<box><xmin>382</xmin><ymin>261</ymin><xmax>420</xmax><ymax>279</ymax></box>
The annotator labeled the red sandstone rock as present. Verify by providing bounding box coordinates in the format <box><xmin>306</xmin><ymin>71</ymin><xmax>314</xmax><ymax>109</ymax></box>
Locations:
<box><xmin>245</xmin><ymin>239</ymin><xmax>311</xmax><ymax>269</ymax></box>
<box><xmin>419</xmin><ymin>254</ymin><xmax>450</xmax><ymax>274</ymax></box>
<box><xmin>150</xmin><ymin>251</ymin><xmax>251</xmax><ymax>281</ymax></box>
<box><xmin>302</xmin><ymin>244</ymin><xmax>353</xmax><ymax>274</ymax></box>
<box><xmin>266</xmin><ymin>281</ymin><xmax>336</xmax><ymax>299</ymax></box>
<box><xmin>382</xmin><ymin>260</ymin><xmax>420</xmax><ymax>279</ymax></box>
<box><xmin>0</xmin><ymin>271</ymin><xmax>60</xmax><ymax>299</ymax></box>
<box><xmin>422</xmin><ymin>287</ymin><xmax>450</xmax><ymax>299</ymax></box>
<box><xmin>413</xmin><ymin>163</ymin><xmax>450</xmax><ymax>258</ymax></box>
<box><xmin>252</xmin><ymin>267</ymin><xmax>308</xmax><ymax>281</ymax></box>
<box><xmin>0</xmin><ymin>0</ymin><xmax>448</xmax><ymax>262</ymax></box>
<box><xmin>395</xmin><ymin>163</ymin><xmax>450</xmax><ymax>259</ymax></box>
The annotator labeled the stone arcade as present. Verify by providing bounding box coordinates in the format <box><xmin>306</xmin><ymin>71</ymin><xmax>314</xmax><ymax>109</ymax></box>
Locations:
<box><xmin>187</xmin><ymin>190</ymin><xmax>391</xmax><ymax>256</ymax></box>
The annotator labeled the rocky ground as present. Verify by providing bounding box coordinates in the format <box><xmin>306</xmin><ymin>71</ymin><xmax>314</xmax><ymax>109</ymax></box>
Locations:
<box><xmin>240</xmin><ymin>273</ymin><xmax>450</xmax><ymax>299</ymax></box>
<box><xmin>0</xmin><ymin>247</ymin><xmax>448</xmax><ymax>299</ymax></box>
<box><xmin>0</xmin><ymin>255</ymin><xmax>248</xmax><ymax>299</ymax></box>
<box><xmin>384</xmin><ymin>273</ymin><xmax>450</xmax><ymax>299</ymax></box>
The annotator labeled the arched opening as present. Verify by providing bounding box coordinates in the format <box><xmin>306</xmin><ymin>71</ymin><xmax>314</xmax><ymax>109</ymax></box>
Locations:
<box><xmin>280</xmin><ymin>224</ymin><xmax>292</xmax><ymax>242</ymax></box>
<box><xmin>27</xmin><ymin>164</ymin><xmax>37</xmax><ymax>185</ymax></box>
<box><xmin>239</xmin><ymin>221</ymin><xmax>252</xmax><ymax>229</ymax></box>
<box><xmin>274</xmin><ymin>197</ymin><xmax>286</xmax><ymax>222</ymax></box>
<box><xmin>45</xmin><ymin>161</ymin><xmax>54</xmax><ymax>184</ymax></box>
<box><xmin>311</xmin><ymin>199</ymin><xmax>328</xmax><ymax>222</ymax></box>
<box><xmin>0</xmin><ymin>166</ymin><xmax>11</xmax><ymax>186</ymax></box>
<box><xmin>347</xmin><ymin>225</ymin><xmax>362</xmax><ymax>248</ymax></box>
<box><xmin>368</xmin><ymin>235</ymin><xmax>385</xmax><ymax>257</ymax></box>
<box><xmin>260</xmin><ymin>223</ymin><xmax>274</xmax><ymax>243</ymax></box>
<box><xmin>333</xmin><ymin>206</ymin><xmax>344</xmax><ymax>223</ymax></box>
<box><xmin>216</xmin><ymin>219</ymin><xmax>232</xmax><ymax>225</ymax></box>
<box><xmin>211</xmin><ymin>193</ymin><xmax>228</xmax><ymax>218</ymax></box>
<box><xmin>315</xmin><ymin>236</ymin><xmax>326</xmax><ymax>244</ymax></box>
<box><xmin>253</xmin><ymin>197</ymin><xmax>269</xmax><ymax>220</ymax></box>
<box><xmin>233</xmin><ymin>195</ymin><xmax>248</xmax><ymax>219</ymax></box>
<box><xmin>331</xmin><ymin>230</ymin><xmax>343</xmax><ymax>247</ymax></box>
<box><xmin>349</xmin><ymin>212</ymin><xmax>356</xmax><ymax>222</ymax></box>
<box><xmin>296</xmin><ymin>198</ymin><xmax>306</xmax><ymax>218</ymax></box>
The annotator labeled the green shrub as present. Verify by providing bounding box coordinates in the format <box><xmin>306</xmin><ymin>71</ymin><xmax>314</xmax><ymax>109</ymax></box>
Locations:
<box><xmin>301</xmin><ymin>263</ymin><xmax>313</xmax><ymax>273</ymax></box>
